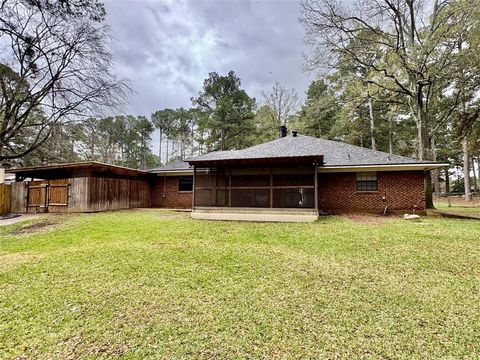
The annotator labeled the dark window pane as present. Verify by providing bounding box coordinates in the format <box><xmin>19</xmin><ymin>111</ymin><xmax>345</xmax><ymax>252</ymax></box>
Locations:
<box><xmin>356</xmin><ymin>180</ymin><xmax>377</xmax><ymax>191</ymax></box>
<box><xmin>356</xmin><ymin>172</ymin><xmax>377</xmax><ymax>191</ymax></box>
<box><xmin>179</xmin><ymin>176</ymin><xmax>193</xmax><ymax>191</ymax></box>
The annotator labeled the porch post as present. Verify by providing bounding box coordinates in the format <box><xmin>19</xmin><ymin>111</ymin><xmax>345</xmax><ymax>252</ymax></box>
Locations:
<box><xmin>314</xmin><ymin>163</ymin><xmax>318</xmax><ymax>211</ymax></box>
<box><xmin>269</xmin><ymin>168</ymin><xmax>273</xmax><ymax>208</ymax></box>
<box><xmin>228</xmin><ymin>168</ymin><xmax>232</xmax><ymax>207</ymax></box>
<box><xmin>192</xmin><ymin>165</ymin><xmax>196</xmax><ymax>209</ymax></box>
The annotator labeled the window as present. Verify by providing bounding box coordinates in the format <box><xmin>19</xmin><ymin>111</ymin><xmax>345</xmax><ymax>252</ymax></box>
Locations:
<box><xmin>178</xmin><ymin>176</ymin><xmax>193</xmax><ymax>192</ymax></box>
<box><xmin>356</xmin><ymin>172</ymin><xmax>377</xmax><ymax>192</ymax></box>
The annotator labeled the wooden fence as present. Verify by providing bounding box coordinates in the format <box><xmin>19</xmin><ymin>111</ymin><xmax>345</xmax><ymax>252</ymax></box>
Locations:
<box><xmin>10</xmin><ymin>177</ymin><xmax>151</xmax><ymax>213</ymax></box>
<box><xmin>0</xmin><ymin>184</ymin><xmax>11</xmax><ymax>215</ymax></box>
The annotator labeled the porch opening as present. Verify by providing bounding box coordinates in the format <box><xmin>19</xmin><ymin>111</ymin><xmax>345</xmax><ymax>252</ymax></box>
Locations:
<box><xmin>193</xmin><ymin>167</ymin><xmax>317</xmax><ymax>209</ymax></box>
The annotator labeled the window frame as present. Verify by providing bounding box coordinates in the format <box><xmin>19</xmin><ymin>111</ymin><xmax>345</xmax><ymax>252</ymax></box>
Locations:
<box><xmin>178</xmin><ymin>176</ymin><xmax>193</xmax><ymax>192</ymax></box>
<box><xmin>356</xmin><ymin>172</ymin><xmax>378</xmax><ymax>192</ymax></box>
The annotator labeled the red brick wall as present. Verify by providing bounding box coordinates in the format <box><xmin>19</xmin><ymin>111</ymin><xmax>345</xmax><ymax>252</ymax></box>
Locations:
<box><xmin>318</xmin><ymin>171</ymin><xmax>425</xmax><ymax>212</ymax></box>
<box><xmin>151</xmin><ymin>176</ymin><xmax>192</xmax><ymax>209</ymax></box>
<box><xmin>151</xmin><ymin>171</ymin><xmax>425</xmax><ymax>212</ymax></box>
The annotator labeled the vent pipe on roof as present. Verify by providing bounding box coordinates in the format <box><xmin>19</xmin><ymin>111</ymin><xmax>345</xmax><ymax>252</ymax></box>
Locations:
<box><xmin>280</xmin><ymin>125</ymin><xmax>287</xmax><ymax>138</ymax></box>
<box><xmin>292</xmin><ymin>130</ymin><xmax>298</xmax><ymax>137</ymax></box>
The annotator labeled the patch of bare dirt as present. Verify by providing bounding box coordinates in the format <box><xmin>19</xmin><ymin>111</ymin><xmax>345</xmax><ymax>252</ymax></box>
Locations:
<box><xmin>342</xmin><ymin>213</ymin><xmax>398</xmax><ymax>224</ymax></box>
<box><xmin>11</xmin><ymin>220</ymin><xmax>57</xmax><ymax>235</ymax></box>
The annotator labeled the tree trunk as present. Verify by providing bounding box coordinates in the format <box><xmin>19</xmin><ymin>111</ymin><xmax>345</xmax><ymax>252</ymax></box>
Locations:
<box><xmin>220</xmin><ymin>128</ymin><xmax>225</xmax><ymax>151</ymax></box>
<box><xmin>414</xmin><ymin>85</ymin><xmax>433</xmax><ymax>208</ymax></box>
<box><xmin>478</xmin><ymin>156</ymin><xmax>480</xmax><ymax>192</ymax></box>
<box><xmin>367</xmin><ymin>96</ymin><xmax>376</xmax><ymax>151</ymax></box>
<box><xmin>158</xmin><ymin>129</ymin><xmax>162</xmax><ymax>166</ymax></box>
<box><xmin>388</xmin><ymin>113</ymin><xmax>394</xmax><ymax>154</ymax></box>
<box><xmin>472</xmin><ymin>157</ymin><xmax>478</xmax><ymax>193</ymax></box>
<box><xmin>166</xmin><ymin>138</ymin><xmax>169</xmax><ymax>163</ymax></box>
<box><xmin>444</xmin><ymin>168</ymin><xmax>450</xmax><ymax>193</ymax></box>
<box><xmin>425</xmin><ymin>171</ymin><xmax>434</xmax><ymax>208</ymax></box>
<box><xmin>431</xmin><ymin>135</ymin><xmax>440</xmax><ymax>196</ymax></box>
<box><xmin>463</xmin><ymin>138</ymin><xmax>472</xmax><ymax>201</ymax></box>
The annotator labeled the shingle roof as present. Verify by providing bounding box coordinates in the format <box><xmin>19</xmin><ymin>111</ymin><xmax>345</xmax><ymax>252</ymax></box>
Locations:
<box><xmin>148</xmin><ymin>161</ymin><xmax>191</xmax><ymax>173</ymax></box>
<box><xmin>187</xmin><ymin>135</ymin><xmax>431</xmax><ymax>166</ymax></box>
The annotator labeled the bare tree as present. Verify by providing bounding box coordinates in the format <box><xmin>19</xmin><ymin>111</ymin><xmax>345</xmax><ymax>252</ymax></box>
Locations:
<box><xmin>0</xmin><ymin>0</ymin><xmax>129</xmax><ymax>161</ymax></box>
<box><xmin>262</xmin><ymin>82</ymin><xmax>300</xmax><ymax>128</ymax></box>
<box><xmin>300</xmin><ymin>0</ymin><xmax>473</xmax><ymax>208</ymax></box>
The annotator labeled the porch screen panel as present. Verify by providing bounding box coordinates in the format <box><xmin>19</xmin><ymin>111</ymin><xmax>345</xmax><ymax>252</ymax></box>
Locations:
<box><xmin>231</xmin><ymin>175</ymin><xmax>269</xmax><ymax>187</ymax></box>
<box><xmin>231</xmin><ymin>189</ymin><xmax>269</xmax><ymax>207</ymax></box>
<box><xmin>272</xmin><ymin>173</ymin><xmax>315</xmax><ymax>208</ymax></box>
<box><xmin>195</xmin><ymin>189</ymin><xmax>211</xmax><ymax>206</ymax></box>
<box><xmin>273</xmin><ymin>188</ymin><xmax>314</xmax><ymax>208</ymax></box>
<box><xmin>195</xmin><ymin>173</ymin><xmax>211</xmax><ymax>188</ymax></box>
<box><xmin>273</xmin><ymin>174</ymin><xmax>314</xmax><ymax>187</ymax></box>
<box><xmin>194</xmin><ymin>171</ymin><xmax>229</xmax><ymax>207</ymax></box>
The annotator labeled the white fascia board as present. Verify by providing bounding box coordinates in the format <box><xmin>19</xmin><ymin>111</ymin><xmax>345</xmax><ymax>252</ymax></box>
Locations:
<box><xmin>152</xmin><ymin>170</ymin><xmax>193</xmax><ymax>176</ymax></box>
<box><xmin>317</xmin><ymin>163</ymin><xmax>449</xmax><ymax>173</ymax></box>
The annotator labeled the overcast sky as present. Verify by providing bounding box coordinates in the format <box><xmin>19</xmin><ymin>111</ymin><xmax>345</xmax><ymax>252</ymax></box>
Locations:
<box><xmin>104</xmin><ymin>0</ymin><xmax>314</xmax><ymax>117</ymax></box>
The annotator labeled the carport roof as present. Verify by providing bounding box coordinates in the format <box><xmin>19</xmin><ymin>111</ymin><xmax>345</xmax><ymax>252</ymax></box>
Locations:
<box><xmin>8</xmin><ymin>161</ymin><xmax>147</xmax><ymax>179</ymax></box>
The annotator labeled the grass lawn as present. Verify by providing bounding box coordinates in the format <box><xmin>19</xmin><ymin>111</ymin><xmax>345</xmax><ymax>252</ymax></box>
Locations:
<box><xmin>1</xmin><ymin>210</ymin><xmax>480</xmax><ymax>358</ymax></box>
<box><xmin>435</xmin><ymin>202</ymin><xmax>480</xmax><ymax>214</ymax></box>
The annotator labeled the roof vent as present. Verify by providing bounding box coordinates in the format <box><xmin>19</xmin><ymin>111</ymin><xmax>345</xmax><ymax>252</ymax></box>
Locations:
<box><xmin>279</xmin><ymin>125</ymin><xmax>287</xmax><ymax>138</ymax></box>
<box><xmin>292</xmin><ymin>130</ymin><xmax>298</xmax><ymax>137</ymax></box>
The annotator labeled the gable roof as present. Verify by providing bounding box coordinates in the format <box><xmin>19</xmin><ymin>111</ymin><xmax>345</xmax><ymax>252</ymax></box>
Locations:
<box><xmin>187</xmin><ymin>135</ymin><xmax>435</xmax><ymax>167</ymax></box>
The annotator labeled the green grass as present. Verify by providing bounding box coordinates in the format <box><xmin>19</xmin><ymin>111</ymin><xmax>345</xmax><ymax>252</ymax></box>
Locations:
<box><xmin>434</xmin><ymin>202</ymin><xmax>480</xmax><ymax>216</ymax></box>
<box><xmin>1</xmin><ymin>210</ymin><xmax>480</xmax><ymax>359</ymax></box>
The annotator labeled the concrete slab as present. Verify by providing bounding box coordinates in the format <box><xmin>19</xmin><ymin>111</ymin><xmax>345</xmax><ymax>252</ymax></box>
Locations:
<box><xmin>191</xmin><ymin>207</ymin><xmax>318</xmax><ymax>222</ymax></box>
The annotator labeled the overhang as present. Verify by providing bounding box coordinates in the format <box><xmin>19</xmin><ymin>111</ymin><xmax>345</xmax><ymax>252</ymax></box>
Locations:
<box><xmin>9</xmin><ymin>161</ymin><xmax>149</xmax><ymax>180</ymax></box>
<box><xmin>188</xmin><ymin>155</ymin><xmax>324</xmax><ymax>168</ymax></box>
<box><xmin>317</xmin><ymin>162</ymin><xmax>449</xmax><ymax>172</ymax></box>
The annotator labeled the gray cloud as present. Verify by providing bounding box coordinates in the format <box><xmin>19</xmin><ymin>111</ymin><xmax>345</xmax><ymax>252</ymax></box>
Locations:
<box><xmin>105</xmin><ymin>0</ymin><xmax>313</xmax><ymax>115</ymax></box>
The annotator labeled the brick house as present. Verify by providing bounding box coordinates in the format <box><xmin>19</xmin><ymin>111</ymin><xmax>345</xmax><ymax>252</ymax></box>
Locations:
<box><xmin>8</xmin><ymin>132</ymin><xmax>446</xmax><ymax>221</ymax></box>
<box><xmin>149</xmin><ymin>132</ymin><xmax>447</xmax><ymax>221</ymax></box>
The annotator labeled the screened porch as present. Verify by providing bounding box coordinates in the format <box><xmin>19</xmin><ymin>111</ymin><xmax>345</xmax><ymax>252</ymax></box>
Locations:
<box><xmin>193</xmin><ymin>167</ymin><xmax>318</xmax><ymax>210</ymax></box>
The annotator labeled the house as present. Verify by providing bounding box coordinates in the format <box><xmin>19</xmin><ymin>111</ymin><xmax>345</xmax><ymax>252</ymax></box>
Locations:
<box><xmin>150</xmin><ymin>131</ymin><xmax>447</xmax><ymax>221</ymax></box>
<box><xmin>7</xmin><ymin>132</ymin><xmax>447</xmax><ymax>221</ymax></box>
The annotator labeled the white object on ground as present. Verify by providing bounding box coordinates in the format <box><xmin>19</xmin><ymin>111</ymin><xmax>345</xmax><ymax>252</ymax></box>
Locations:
<box><xmin>404</xmin><ymin>214</ymin><xmax>420</xmax><ymax>220</ymax></box>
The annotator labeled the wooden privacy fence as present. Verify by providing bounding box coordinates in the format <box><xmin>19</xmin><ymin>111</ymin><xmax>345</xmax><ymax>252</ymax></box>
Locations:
<box><xmin>11</xmin><ymin>177</ymin><xmax>150</xmax><ymax>213</ymax></box>
<box><xmin>0</xmin><ymin>184</ymin><xmax>11</xmax><ymax>215</ymax></box>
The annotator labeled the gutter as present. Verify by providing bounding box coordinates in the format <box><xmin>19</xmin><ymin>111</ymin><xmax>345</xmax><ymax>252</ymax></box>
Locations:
<box><xmin>317</xmin><ymin>163</ymin><xmax>450</xmax><ymax>172</ymax></box>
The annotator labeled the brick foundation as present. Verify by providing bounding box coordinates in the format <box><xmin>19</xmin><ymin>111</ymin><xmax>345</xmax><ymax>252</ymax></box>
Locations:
<box><xmin>151</xmin><ymin>176</ymin><xmax>192</xmax><ymax>209</ymax></box>
<box><xmin>318</xmin><ymin>171</ymin><xmax>425</xmax><ymax>213</ymax></box>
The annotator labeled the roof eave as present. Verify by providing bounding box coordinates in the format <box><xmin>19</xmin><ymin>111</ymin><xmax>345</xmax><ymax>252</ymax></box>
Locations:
<box><xmin>188</xmin><ymin>155</ymin><xmax>324</xmax><ymax>168</ymax></box>
<box><xmin>318</xmin><ymin>163</ymin><xmax>449</xmax><ymax>172</ymax></box>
